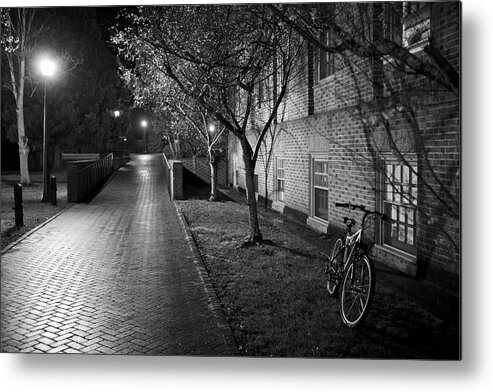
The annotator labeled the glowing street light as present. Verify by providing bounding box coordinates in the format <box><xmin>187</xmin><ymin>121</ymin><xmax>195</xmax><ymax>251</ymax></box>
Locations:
<box><xmin>40</xmin><ymin>58</ymin><xmax>56</xmax><ymax>203</ymax></box>
<box><xmin>141</xmin><ymin>120</ymin><xmax>148</xmax><ymax>153</ymax></box>
<box><xmin>114</xmin><ymin>110</ymin><xmax>121</xmax><ymax>118</ymax></box>
<box><xmin>40</xmin><ymin>59</ymin><xmax>56</xmax><ymax>78</ymax></box>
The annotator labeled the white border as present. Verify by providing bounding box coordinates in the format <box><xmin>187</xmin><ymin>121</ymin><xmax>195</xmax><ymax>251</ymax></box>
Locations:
<box><xmin>2</xmin><ymin>1</ymin><xmax>492</xmax><ymax>391</ymax></box>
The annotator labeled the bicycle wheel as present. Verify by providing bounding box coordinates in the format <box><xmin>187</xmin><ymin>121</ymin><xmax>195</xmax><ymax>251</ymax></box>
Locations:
<box><xmin>327</xmin><ymin>238</ymin><xmax>343</xmax><ymax>296</ymax></box>
<box><xmin>339</xmin><ymin>254</ymin><xmax>375</xmax><ymax>328</ymax></box>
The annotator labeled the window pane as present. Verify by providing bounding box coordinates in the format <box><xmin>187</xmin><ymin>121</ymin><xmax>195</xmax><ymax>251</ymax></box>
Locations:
<box><xmin>395</xmin><ymin>166</ymin><xmax>401</xmax><ymax>182</ymax></box>
<box><xmin>411</xmin><ymin>185</ymin><xmax>418</xmax><ymax>205</ymax></box>
<box><xmin>391</xmin><ymin>205</ymin><xmax>397</xmax><ymax>220</ymax></box>
<box><xmin>407</xmin><ymin>227</ymin><xmax>414</xmax><ymax>245</ymax></box>
<box><xmin>399</xmin><ymin>207</ymin><xmax>405</xmax><ymax>223</ymax></box>
<box><xmin>402</xmin><ymin>165</ymin><xmax>409</xmax><ymax>184</ymax></box>
<box><xmin>398</xmin><ymin>225</ymin><xmax>406</xmax><ymax>242</ymax></box>
<box><xmin>394</xmin><ymin>188</ymin><xmax>401</xmax><ymax>204</ymax></box>
<box><xmin>411</xmin><ymin>170</ymin><xmax>417</xmax><ymax>186</ymax></box>
<box><xmin>386</xmin><ymin>182</ymin><xmax>393</xmax><ymax>200</ymax></box>
<box><xmin>278</xmin><ymin>179</ymin><xmax>284</xmax><ymax>202</ymax></box>
<box><xmin>386</xmin><ymin>164</ymin><xmax>393</xmax><ymax>178</ymax></box>
<box><xmin>407</xmin><ymin>208</ymin><xmax>414</xmax><ymax>225</ymax></box>
<box><xmin>402</xmin><ymin>185</ymin><xmax>410</xmax><ymax>204</ymax></box>
<box><xmin>315</xmin><ymin>188</ymin><xmax>328</xmax><ymax>220</ymax></box>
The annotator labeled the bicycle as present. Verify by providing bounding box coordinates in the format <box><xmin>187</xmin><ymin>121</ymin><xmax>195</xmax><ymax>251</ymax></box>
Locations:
<box><xmin>325</xmin><ymin>202</ymin><xmax>395</xmax><ymax>328</ymax></box>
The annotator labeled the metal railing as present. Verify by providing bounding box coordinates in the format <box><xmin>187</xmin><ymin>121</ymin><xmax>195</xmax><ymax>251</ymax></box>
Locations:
<box><xmin>77</xmin><ymin>153</ymin><xmax>114</xmax><ymax>201</ymax></box>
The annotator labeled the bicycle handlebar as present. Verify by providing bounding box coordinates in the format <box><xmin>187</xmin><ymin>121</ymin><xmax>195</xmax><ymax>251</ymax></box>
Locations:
<box><xmin>335</xmin><ymin>202</ymin><xmax>395</xmax><ymax>224</ymax></box>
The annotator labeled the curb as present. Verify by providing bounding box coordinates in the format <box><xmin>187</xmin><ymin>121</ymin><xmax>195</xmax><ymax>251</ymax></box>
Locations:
<box><xmin>173</xmin><ymin>201</ymin><xmax>240</xmax><ymax>356</ymax></box>
<box><xmin>1</xmin><ymin>165</ymin><xmax>126</xmax><ymax>254</ymax></box>
<box><xmin>1</xmin><ymin>204</ymin><xmax>75</xmax><ymax>255</ymax></box>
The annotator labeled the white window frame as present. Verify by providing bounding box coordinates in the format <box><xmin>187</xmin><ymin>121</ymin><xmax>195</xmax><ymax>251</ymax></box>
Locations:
<box><xmin>275</xmin><ymin>157</ymin><xmax>285</xmax><ymax>203</ymax></box>
<box><xmin>311</xmin><ymin>154</ymin><xmax>330</xmax><ymax>220</ymax></box>
<box><xmin>402</xmin><ymin>1</ymin><xmax>431</xmax><ymax>51</ymax></box>
<box><xmin>379</xmin><ymin>156</ymin><xmax>418</xmax><ymax>256</ymax></box>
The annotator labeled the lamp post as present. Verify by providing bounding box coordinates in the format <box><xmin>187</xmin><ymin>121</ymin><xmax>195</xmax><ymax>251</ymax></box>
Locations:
<box><xmin>141</xmin><ymin>120</ymin><xmax>148</xmax><ymax>153</ymax></box>
<box><xmin>40</xmin><ymin>58</ymin><xmax>55</xmax><ymax>203</ymax></box>
<box><xmin>113</xmin><ymin>110</ymin><xmax>121</xmax><ymax>154</ymax></box>
<box><xmin>123</xmin><ymin>136</ymin><xmax>128</xmax><ymax>156</ymax></box>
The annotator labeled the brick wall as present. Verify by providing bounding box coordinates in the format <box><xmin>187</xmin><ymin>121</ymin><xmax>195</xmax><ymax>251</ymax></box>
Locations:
<box><xmin>170</xmin><ymin>160</ymin><xmax>183</xmax><ymax>200</ymax></box>
<box><xmin>182</xmin><ymin>157</ymin><xmax>228</xmax><ymax>187</ymax></box>
<box><xmin>228</xmin><ymin>3</ymin><xmax>460</xmax><ymax>287</ymax></box>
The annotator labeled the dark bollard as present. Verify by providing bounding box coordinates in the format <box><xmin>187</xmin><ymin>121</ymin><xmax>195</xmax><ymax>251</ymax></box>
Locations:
<box><xmin>13</xmin><ymin>183</ymin><xmax>24</xmax><ymax>227</ymax></box>
<box><xmin>50</xmin><ymin>176</ymin><xmax>57</xmax><ymax>206</ymax></box>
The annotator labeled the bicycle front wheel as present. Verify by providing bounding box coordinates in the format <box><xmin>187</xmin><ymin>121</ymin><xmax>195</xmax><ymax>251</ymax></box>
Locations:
<box><xmin>339</xmin><ymin>254</ymin><xmax>375</xmax><ymax>328</ymax></box>
<box><xmin>327</xmin><ymin>238</ymin><xmax>343</xmax><ymax>296</ymax></box>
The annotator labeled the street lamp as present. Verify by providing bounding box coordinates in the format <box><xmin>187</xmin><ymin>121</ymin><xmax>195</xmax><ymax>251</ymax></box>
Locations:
<box><xmin>123</xmin><ymin>136</ymin><xmax>128</xmax><ymax>156</ymax></box>
<box><xmin>40</xmin><ymin>58</ymin><xmax>56</xmax><ymax>203</ymax></box>
<box><xmin>141</xmin><ymin>120</ymin><xmax>148</xmax><ymax>153</ymax></box>
<box><xmin>113</xmin><ymin>110</ymin><xmax>122</xmax><ymax>154</ymax></box>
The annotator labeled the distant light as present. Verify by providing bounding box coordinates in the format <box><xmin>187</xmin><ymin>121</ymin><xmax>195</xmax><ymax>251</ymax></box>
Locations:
<box><xmin>123</xmin><ymin>137</ymin><xmax>127</xmax><ymax>142</ymax></box>
<box><xmin>141</xmin><ymin>120</ymin><xmax>148</xmax><ymax>127</ymax></box>
<box><xmin>209</xmin><ymin>124</ymin><xmax>215</xmax><ymax>133</ymax></box>
<box><xmin>40</xmin><ymin>59</ymin><xmax>56</xmax><ymax>77</ymax></box>
<box><xmin>114</xmin><ymin>110</ymin><xmax>121</xmax><ymax>118</ymax></box>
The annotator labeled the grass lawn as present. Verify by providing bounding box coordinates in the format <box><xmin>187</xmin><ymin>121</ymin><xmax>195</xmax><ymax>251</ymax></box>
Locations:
<box><xmin>1</xmin><ymin>171</ymin><xmax>69</xmax><ymax>250</ymax></box>
<box><xmin>176</xmin><ymin>196</ymin><xmax>459</xmax><ymax>359</ymax></box>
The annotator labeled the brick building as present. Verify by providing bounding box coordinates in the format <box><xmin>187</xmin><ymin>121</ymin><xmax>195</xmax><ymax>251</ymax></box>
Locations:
<box><xmin>228</xmin><ymin>2</ymin><xmax>460</xmax><ymax>289</ymax></box>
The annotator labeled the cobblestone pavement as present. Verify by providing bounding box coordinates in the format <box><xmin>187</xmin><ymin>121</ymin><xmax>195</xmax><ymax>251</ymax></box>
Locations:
<box><xmin>1</xmin><ymin>154</ymin><xmax>237</xmax><ymax>356</ymax></box>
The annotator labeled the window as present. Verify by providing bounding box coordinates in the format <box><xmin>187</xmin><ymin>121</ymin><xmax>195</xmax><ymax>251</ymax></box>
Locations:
<box><xmin>319</xmin><ymin>29</ymin><xmax>335</xmax><ymax>80</ymax></box>
<box><xmin>276</xmin><ymin>158</ymin><xmax>285</xmax><ymax>202</ymax></box>
<box><xmin>402</xmin><ymin>2</ymin><xmax>430</xmax><ymax>48</ymax></box>
<box><xmin>382</xmin><ymin>160</ymin><xmax>418</xmax><ymax>255</ymax></box>
<box><xmin>380</xmin><ymin>2</ymin><xmax>430</xmax><ymax>50</ymax></box>
<box><xmin>382</xmin><ymin>2</ymin><xmax>403</xmax><ymax>44</ymax></box>
<box><xmin>313</xmin><ymin>158</ymin><xmax>329</xmax><ymax>220</ymax></box>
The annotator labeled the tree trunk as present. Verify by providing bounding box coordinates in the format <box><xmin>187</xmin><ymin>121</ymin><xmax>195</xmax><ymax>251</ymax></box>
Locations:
<box><xmin>18</xmin><ymin>139</ymin><xmax>31</xmax><ymax>185</ymax></box>
<box><xmin>16</xmin><ymin>73</ymin><xmax>31</xmax><ymax>185</ymax></box>
<box><xmin>240</xmin><ymin>138</ymin><xmax>263</xmax><ymax>242</ymax></box>
<box><xmin>209</xmin><ymin>158</ymin><xmax>218</xmax><ymax>201</ymax></box>
<box><xmin>264</xmin><ymin>172</ymin><xmax>269</xmax><ymax>208</ymax></box>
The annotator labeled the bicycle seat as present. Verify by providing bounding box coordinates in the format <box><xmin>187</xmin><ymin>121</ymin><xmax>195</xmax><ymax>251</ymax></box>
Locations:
<box><xmin>343</xmin><ymin>217</ymin><xmax>356</xmax><ymax>227</ymax></box>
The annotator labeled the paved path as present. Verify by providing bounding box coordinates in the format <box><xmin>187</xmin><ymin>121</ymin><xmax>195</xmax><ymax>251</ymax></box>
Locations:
<box><xmin>1</xmin><ymin>154</ymin><xmax>237</xmax><ymax>355</ymax></box>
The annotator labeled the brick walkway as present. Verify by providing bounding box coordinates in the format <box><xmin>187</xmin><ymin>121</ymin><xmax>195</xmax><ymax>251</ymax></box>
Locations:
<box><xmin>0</xmin><ymin>154</ymin><xmax>237</xmax><ymax>355</ymax></box>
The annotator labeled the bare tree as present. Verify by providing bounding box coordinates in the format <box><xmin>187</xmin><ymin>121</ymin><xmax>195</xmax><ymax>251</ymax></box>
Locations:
<box><xmin>1</xmin><ymin>8</ymin><xmax>46</xmax><ymax>185</ymax></box>
<box><xmin>112</xmin><ymin>4</ymin><xmax>304</xmax><ymax>242</ymax></box>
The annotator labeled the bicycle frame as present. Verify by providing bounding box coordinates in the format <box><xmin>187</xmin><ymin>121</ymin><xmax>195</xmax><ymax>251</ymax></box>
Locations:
<box><xmin>341</xmin><ymin>228</ymin><xmax>363</xmax><ymax>269</ymax></box>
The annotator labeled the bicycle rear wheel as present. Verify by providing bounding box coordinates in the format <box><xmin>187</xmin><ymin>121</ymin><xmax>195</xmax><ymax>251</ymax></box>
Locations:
<box><xmin>339</xmin><ymin>254</ymin><xmax>375</xmax><ymax>328</ymax></box>
<box><xmin>327</xmin><ymin>238</ymin><xmax>343</xmax><ymax>296</ymax></box>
